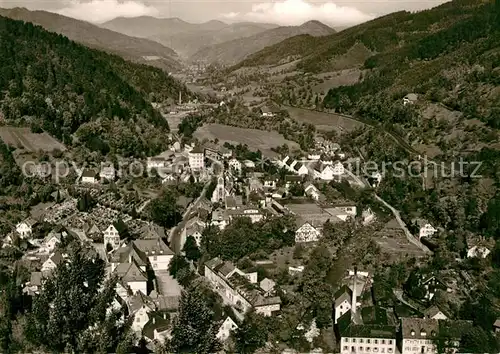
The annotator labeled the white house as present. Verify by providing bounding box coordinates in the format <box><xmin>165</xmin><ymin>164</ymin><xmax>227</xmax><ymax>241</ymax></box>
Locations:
<box><xmin>16</xmin><ymin>218</ymin><xmax>37</xmax><ymax>238</ymax></box>
<box><xmin>161</xmin><ymin>174</ymin><xmax>177</xmax><ymax>184</ymax></box>
<box><xmin>182</xmin><ymin>217</ymin><xmax>206</xmax><ymax>247</ymax></box>
<box><xmin>307</xmin><ymin>152</ymin><xmax>321</xmax><ymax>160</ymax></box>
<box><xmin>228</xmin><ymin>208</ymin><xmax>264</xmax><ymax>224</ymax></box>
<box><xmin>133</xmin><ymin>238</ymin><xmax>175</xmax><ymax>271</ymax></box>
<box><xmin>295</xmin><ymin>221</ymin><xmax>322</xmax><ymax>243</ymax></box>
<box><xmin>41</xmin><ymin>231</ymin><xmax>62</xmax><ymax>254</ymax></box>
<box><xmin>244</xmin><ymin>160</ymin><xmax>255</xmax><ymax>169</ymax></box>
<box><xmin>293</xmin><ymin>162</ymin><xmax>309</xmax><ymax>176</ymax></box>
<box><xmin>304</xmin><ymin>183</ymin><xmax>322</xmax><ymax>201</ymax></box>
<box><xmin>424</xmin><ymin>306</ymin><xmax>448</xmax><ymax>320</ymax></box>
<box><xmin>188</xmin><ymin>145</ymin><xmax>205</xmax><ymax>171</ymax></box>
<box><xmin>467</xmin><ymin>245</ymin><xmax>491</xmax><ymax>259</ymax></box>
<box><xmin>403</xmin><ymin>93</ymin><xmax>418</xmax><ymax>106</ymax></box>
<box><xmin>362</xmin><ymin>208</ymin><xmax>376</xmax><ymax>225</ymax></box>
<box><xmin>104</xmin><ymin>223</ymin><xmax>122</xmax><ymax>251</ymax></box>
<box><xmin>259</xmin><ymin>278</ymin><xmax>276</xmax><ymax>297</ymax></box>
<box><xmin>263</xmin><ymin>176</ymin><xmax>278</xmax><ymax>189</ymax></box>
<box><xmin>228</xmin><ymin>158</ymin><xmax>242</xmax><ymax>174</ymax></box>
<box><xmin>114</xmin><ymin>262</ymin><xmax>148</xmax><ymax>298</ymax></box>
<box><xmin>217</xmin><ymin>316</ymin><xmax>238</xmax><ymax>342</ymax></box>
<box><xmin>416</xmin><ymin>220</ymin><xmax>438</xmax><ymax>239</ymax></box>
<box><xmin>260</xmin><ymin>105</ymin><xmax>279</xmax><ymax>117</ymax></box>
<box><xmin>129</xmin><ymin>291</ymin><xmax>155</xmax><ymax>333</ymax></box>
<box><xmin>81</xmin><ymin>169</ymin><xmax>98</xmax><ymax>184</ymax></box>
<box><xmin>332</xmin><ymin>161</ymin><xmax>345</xmax><ymax>176</ymax></box>
<box><xmin>313</xmin><ymin>163</ymin><xmax>335</xmax><ymax>181</ymax></box>
<box><xmin>41</xmin><ymin>251</ymin><xmax>64</xmax><ymax>275</ymax></box>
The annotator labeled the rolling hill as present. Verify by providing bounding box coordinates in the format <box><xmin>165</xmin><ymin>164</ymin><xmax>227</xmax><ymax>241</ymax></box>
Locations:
<box><xmin>102</xmin><ymin>16</ymin><xmax>278</xmax><ymax>58</ymax></box>
<box><xmin>0</xmin><ymin>15</ymin><xmax>191</xmax><ymax>157</ymax></box>
<box><xmin>0</xmin><ymin>7</ymin><xmax>182</xmax><ymax>72</ymax></box>
<box><xmin>234</xmin><ymin>0</ymin><xmax>498</xmax><ymax>72</ymax></box>
<box><xmin>190</xmin><ymin>20</ymin><xmax>335</xmax><ymax>65</ymax></box>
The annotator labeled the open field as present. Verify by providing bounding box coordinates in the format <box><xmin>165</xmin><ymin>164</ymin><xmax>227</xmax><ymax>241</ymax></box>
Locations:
<box><xmin>194</xmin><ymin>123</ymin><xmax>300</xmax><ymax>157</ymax></box>
<box><xmin>312</xmin><ymin>69</ymin><xmax>363</xmax><ymax>94</ymax></box>
<box><xmin>285</xmin><ymin>106</ymin><xmax>365</xmax><ymax>133</ymax></box>
<box><xmin>0</xmin><ymin>126</ymin><xmax>66</xmax><ymax>152</ymax></box>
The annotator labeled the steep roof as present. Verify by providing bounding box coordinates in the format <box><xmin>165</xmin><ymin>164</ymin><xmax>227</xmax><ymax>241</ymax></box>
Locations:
<box><xmin>401</xmin><ymin>318</ymin><xmax>439</xmax><ymax>339</ymax></box>
<box><xmin>133</xmin><ymin>238</ymin><xmax>174</xmax><ymax>257</ymax></box>
<box><xmin>190</xmin><ymin>145</ymin><xmax>204</xmax><ymax>154</ymax></box>
<box><xmin>114</xmin><ymin>262</ymin><xmax>147</xmax><ymax>283</ymax></box>
<box><xmin>110</xmin><ymin>245</ymin><xmax>147</xmax><ymax>266</ymax></box>
<box><xmin>334</xmin><ymin>285</ymin><xmax>353</xmax><ymax>307</ymax></box>
<box><xmin>81</xmin><ymin>168</ymin><xmax>97</xmax><ymax>178</ymax></box>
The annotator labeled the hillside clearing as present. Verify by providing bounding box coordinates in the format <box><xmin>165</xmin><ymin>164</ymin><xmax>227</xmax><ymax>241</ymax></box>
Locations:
<box><xmin>194</xmin><ymin>123</ymin><xmax>300</xmax><ymax>157</ymax></box>
<box><xmin>0</xmin><ymin>126</ymin><xmax>66</xmax><ymax>152</ymax></box>
<box><xmin>285</xmin><ymin>106</ymin><xmax>365</xmax><ymax>133</ymax></box>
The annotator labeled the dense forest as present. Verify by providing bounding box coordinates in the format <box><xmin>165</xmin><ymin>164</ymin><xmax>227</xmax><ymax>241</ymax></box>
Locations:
<box><xmin>0</xmin><ymin>16</ymin><xmax>191</xmax><ymax>157</ymax></box>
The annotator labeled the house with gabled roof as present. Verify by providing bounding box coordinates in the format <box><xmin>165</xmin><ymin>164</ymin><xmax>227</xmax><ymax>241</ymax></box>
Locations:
<box><xmin>41</xmin><ymin>250</ymin><xmax>64</xmax><ymax>275</ymax></box>
<box><xmin>133</xmin><ymin>238</ymin><xmax>174</xmax><ymax>271</ymax></box>
<box><xmin>424</xmin><ymin>305</ymin><xmax>448</xmax><ymax>320</ymax></box>
<box><xmin>217</xmin><ymin>316</ymin><xmax>239</xmax><ymax>342</ymax></box>
<box><xmin>182</xmin><ymin>217</ymin><xmax>206</xmax><ymax>247</ymax></box>
<box><xmin>335</xmin><ymin>285</ymin><xmax>353</xmax><ymax>324</ymax></box>
<box><xmin>104</xmin><ymin>220</ymin><xmax>128</xmax><ymax>251</ymax></box>
<box><xmin>114</xmin><ymin>262</ymin><xmax>148</xmax><ymax>300</ymax></box>
<box><xmin>23</xmin><ymin>272</ymin><xmax>43</xmax><ymax>296</ymax></box>
<box><xmin>81</xmin><ymin>168</ymin><xmax>98</xmax><ymax>184</ymax></box>
<box><xmin>41</xmin><ymin>230</ymin><xmax>62</xmax><ymax>254</ymax></box>
<box><xmin>16</xmin><ymin>218</ymin><xmax>38</xmax><ymax>238</ymax></box>
<box><xmin>128</xmin><ymin>290</ymin><xmax>156</xmax><ymax>333</ymax></box>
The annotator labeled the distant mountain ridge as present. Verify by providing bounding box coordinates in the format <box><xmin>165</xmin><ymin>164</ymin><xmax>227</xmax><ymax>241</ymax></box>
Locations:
<box><xmin>0</xmin><ymin>7</ymin><xmax>182</xmax><ymax>72</ymax></box>
<box><xmin>102</xmin><ymin>16</ymin><xmax>280</xmax><ymax>58</ymax></box>
<box><xmin>189</xmin><ymin>20</ymin><xmax>335</xmax><ymax>64</ymax></box>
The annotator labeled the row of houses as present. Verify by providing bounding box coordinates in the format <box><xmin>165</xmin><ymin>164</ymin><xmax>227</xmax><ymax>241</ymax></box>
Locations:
<box><xmin>335</xmin><ymin>270</ymin><xmax>475</xmax><ymax>354</ymax></box>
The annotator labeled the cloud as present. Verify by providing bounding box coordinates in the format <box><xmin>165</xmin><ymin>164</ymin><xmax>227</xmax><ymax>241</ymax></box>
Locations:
<box><xmin>221</xmin><ymin>0</ymin><xmax>374</xmax><ymax>27</ymax></box>
<box><xmin>56</xmin><ymin>0</ymin><xmax>160</xmax><ymax>23</ymax></box>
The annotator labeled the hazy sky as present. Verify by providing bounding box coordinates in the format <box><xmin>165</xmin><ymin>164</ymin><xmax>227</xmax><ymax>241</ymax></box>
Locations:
<box><xmin>0</xmin><ymin>0</ymin><xmax>450</xmax><ymax>26</ymax></box>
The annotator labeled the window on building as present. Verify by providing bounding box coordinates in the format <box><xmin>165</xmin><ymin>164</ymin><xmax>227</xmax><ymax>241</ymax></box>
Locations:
<box><xmin>344</xmin><ymin>347</ymin><xmax>348</xmax><ymax>351</ymax></box>
<box><xmin>381</xmin><ymin>349</ymin><xmax>384</xmax><ymax>353</ymax></box>
<box><xmin>360</xmin><ymin>339</ymin><xmax>364</xmax><ymax>343</ymax></box>
<box><xmin>367</xmin><ymin>339</ymin><xmax>371</xmax><ymax>344</ymax></box>
<box><xmin>381</xmin><ymin>340</ymin><xmax>385</xmax><ymax>344</ymax></box>
<box><xmin>153</xmin><ymin>256</ymin><xmax>157</xmax><ymax>261</ymax></box>
<box><xmin>353</xmin><ymin>339</ymin><xmax>356</xmax><ymax>343</ymax></box>
<box><xmin>374</xmin><ymin>340</ymin><xmax>378</xmax><ymax>344</ymax></box>
<box><xmin>389</xmin><ymin>340</ymin><xmax>393</xmax><ymax>345</ymax></box>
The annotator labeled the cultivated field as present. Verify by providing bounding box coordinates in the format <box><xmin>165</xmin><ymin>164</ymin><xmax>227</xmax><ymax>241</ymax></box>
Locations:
<box><xmin>0</xmin><ymin>127</ymin><xmax>66</xmax><ymax>152</ymax></box>
<box><xmin>194</xmin><ymin>123</ymin><xmax>300</xmax><ymax>157</ymax></box>
<box><xmin>285</xmin><ymin>106</ymin><xmax>365</xmax><ymax>133</ymax></box>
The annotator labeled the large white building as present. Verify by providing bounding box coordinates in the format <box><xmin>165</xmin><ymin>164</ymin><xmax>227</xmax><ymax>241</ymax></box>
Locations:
<box><xmin>16</xmin><ymin>218</ymin><xmax>37</xmax><ymax>238</ymax></box>
<box><xmin>204</xmin><ymin>258</ymin><xmax>281</xmax><ymax>317</ymax></box>
<box><xmin>189</xmin><ymin>145</ymin><xmax>205</xmax><ymax>171</ymax></box>
<box><xmin>104</xmin><ymin>223</ymin><xmax>122</xmax><ymax>251</ymax></box>
<box><xmin>400</xmin><ymin>318</ymin><xmax>472</xmax><ymax>354</ymax></box>
<box><xmin>295</xmin><ymin>221</ymin><xmax>322</xmax><ymax>243</ymax></box>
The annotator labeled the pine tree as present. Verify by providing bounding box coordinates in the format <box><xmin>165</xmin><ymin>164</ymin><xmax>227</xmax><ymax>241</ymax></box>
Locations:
<box><xmin>170</xmin><ymin>285</ymin><xmax>221</xmax><ymax>353</ymax></box>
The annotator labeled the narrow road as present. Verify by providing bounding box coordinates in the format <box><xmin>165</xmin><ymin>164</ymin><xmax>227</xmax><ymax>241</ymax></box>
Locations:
<box><xmin>168</xmin><ymin>180</ymin><xmax>211</xmax><ymax>253</ymax></box>
<box><xmin>374</xmin><ymin>194</ymin><xmax>432</xmax><ymax>254</ymax></box>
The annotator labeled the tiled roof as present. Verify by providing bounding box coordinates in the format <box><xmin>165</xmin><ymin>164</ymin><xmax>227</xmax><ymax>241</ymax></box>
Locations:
<box><xmin>114</xmin><ymin>262</ymin><xmax>147</xmax><ymax>283</ymax></box>
<box><xmin>133</xmin><ymin>238</ymin><xmax>174</xmax><ymax>256</ymax></box>
<box><xmin>401</xmin><ymin>318</ymin><xmax>439</xmax><ymax>339</ymax></box>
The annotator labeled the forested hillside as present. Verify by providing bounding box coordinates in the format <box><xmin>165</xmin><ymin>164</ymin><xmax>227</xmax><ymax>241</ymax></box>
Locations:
<box><xmin>235</xmin><ymin>0</ymin><xmax>497</xmax><ymax>71</ymax></box>
<box><xmin>323</xmin><ymin>0</ymin><xmax>500</xmax><ymax>126</ymax></box>
<box><xmin>0</xmin><ymin>16</ymin><xmax>191</xmax><ymax>157</ymax></box>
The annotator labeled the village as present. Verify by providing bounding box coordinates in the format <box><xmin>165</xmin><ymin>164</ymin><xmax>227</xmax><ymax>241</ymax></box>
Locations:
<box><xmin>4</xmin><ymin>114</ymin><xmax>494</xmax><ymax>353</ymax></box>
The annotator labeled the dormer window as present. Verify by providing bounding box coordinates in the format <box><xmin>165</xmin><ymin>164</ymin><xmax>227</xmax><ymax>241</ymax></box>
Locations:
<box><xmin>420</xmin><ymin>329</ymin><xmax>426</xmax><ymax>337</ymax></box>
<box><xmin>411</xmin><ymin>330</ymin><xmax>415</xmax><ymax>336</ymax></box>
